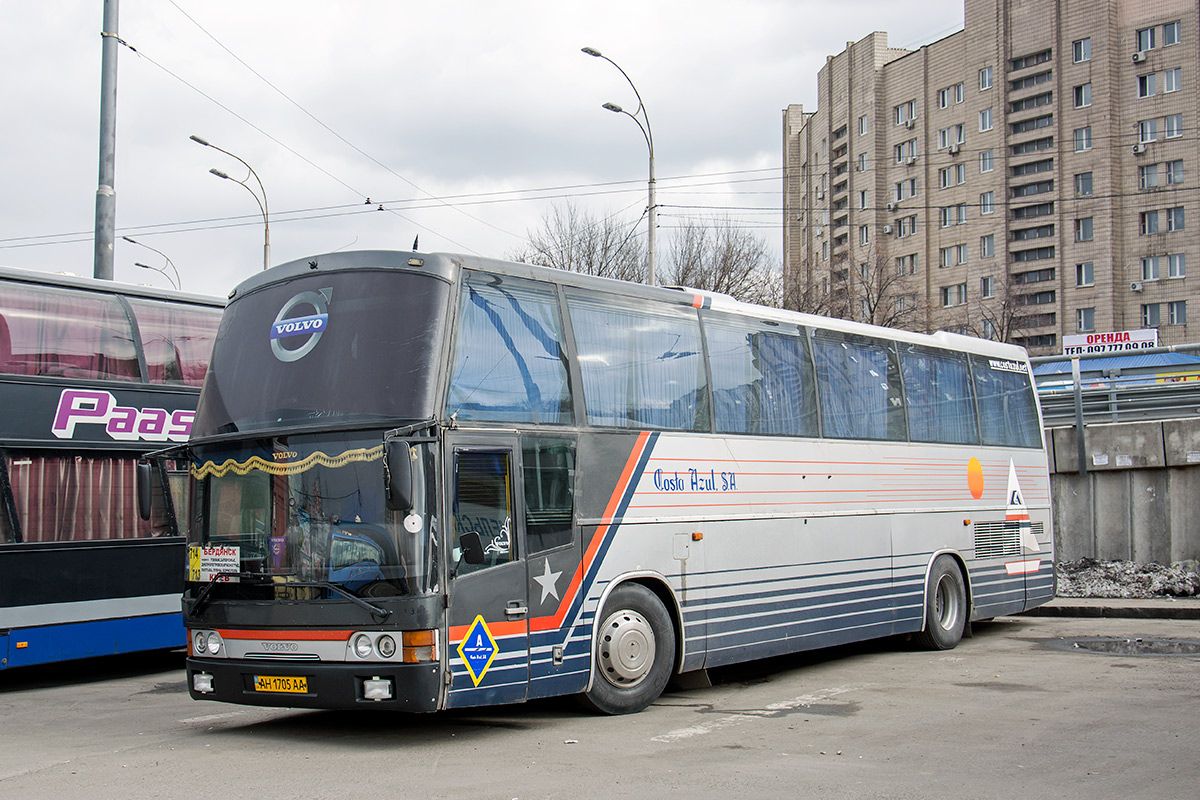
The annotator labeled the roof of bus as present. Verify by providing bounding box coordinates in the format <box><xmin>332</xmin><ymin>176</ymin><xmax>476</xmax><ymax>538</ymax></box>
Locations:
<box><xmin>0</xmin><ymin>264</ymin><xmax>225</xmax><ymax>307</ymax></box>
<box><xmin>254</xmin><ymin>250</ymin><xmax>1031</xmax><ymax>364</ymax></box>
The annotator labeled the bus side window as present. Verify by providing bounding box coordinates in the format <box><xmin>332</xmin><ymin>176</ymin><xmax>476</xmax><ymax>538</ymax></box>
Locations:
<box><xmin>523</xmin><ymin>438</ymin><xmax>575</xmax><ymax>553</ymax></box>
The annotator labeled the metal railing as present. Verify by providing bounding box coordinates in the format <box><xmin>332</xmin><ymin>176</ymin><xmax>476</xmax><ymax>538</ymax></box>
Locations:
<box><xmin>1033</xmin><ymin>344</ymin><xmax>1200</xmax><ymax>427</ymax></box>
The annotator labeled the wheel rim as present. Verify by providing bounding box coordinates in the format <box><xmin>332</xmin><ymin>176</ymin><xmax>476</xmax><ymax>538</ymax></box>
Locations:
<box><xmin>597</xmin><ymin>607</ymin><xmax>656</xmax><ymax>689</ymax></box>
<box><xmin>934</xmin><ymin>574</ymin><xmax>962</xmax><ymax>632</ymax></box>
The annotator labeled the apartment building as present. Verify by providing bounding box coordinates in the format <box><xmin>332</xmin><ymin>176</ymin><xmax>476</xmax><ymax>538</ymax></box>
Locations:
<box><xmin>782</xmin><ymin>0</ymin><xmax>1198</xmax><ymax>355</ymax></box>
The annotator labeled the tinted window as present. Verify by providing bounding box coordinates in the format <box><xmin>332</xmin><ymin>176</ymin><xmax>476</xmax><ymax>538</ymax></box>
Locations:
<box><xmin>811</xmin><ymin>330</ymin><xmax>906</xmax><ymax>441</ymax></box>
<box><xmin>971</xmin><ymin>355</ymin><xmax>1042</xmax><ymax>447</ymax></box>
<box><xmin>567</xmin><ymin>292</ymin><xmax>708</xmax><ymax>431</ymax></box>
<box><xmin>705</xmin><ymin>313</ymin><xmax>818</xmax><ymax>436</ymax></box>
<box><xmin>453</xmin><ymin>449</ymin><xmax>516</xmax><ymax>576</ymax></box>
<box><xmin>126</xmin><ymin>298</ymin><xmax>221</xmax><ymax>387</ymax></box>
<box><xmin>194</xmin><ymin>271</ymin><xmax>449</xmax><ymax>437</ymax></box>
<box><xmin>523</xmin><ymin>437</ymin><xmax>575</xmax><ymax>553</ymax></box>
<box><xmin>446</xmin><ymin>273</ymin><xmax>572</xmax><ymax>424</ymax></box>
<box><xmin>0</xmin><ymin>279</ymin><xmax>139</xmax><ymax>381</ymax></box>
<box><xmin>900</xmin><ymin>345</ymin><xmax>979</xmax><ymax>444</ymax></box>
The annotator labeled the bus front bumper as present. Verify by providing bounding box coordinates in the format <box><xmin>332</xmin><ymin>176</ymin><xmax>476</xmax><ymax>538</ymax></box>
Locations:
<box><xmin>186</xmin><ymin>657</ymin><xmax>442</xmax><ymax>712</ymax></box>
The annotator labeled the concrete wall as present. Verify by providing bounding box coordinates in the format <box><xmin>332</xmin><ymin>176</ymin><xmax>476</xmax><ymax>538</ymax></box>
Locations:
<box><xmin>1048</xmin><ymin>418</ymin><xmax>1200</xmax><ymax>562</ymax></box>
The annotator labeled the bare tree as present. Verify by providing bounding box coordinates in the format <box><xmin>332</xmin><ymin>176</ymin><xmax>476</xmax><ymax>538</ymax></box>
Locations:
<box><xmin>661</xmin><ymin>217</ymin><xmax>779</xmax><ymax>306</ymax></box>
<box><xmin>972</xmin><ymin>278</ymin><xmax>1048</xmax><ymax>343</ymax></box>
<box><xmin>793</xmin><ymin>247</ymin><xmax>927</xmax><ymax>330</ymax></box>
<box><xmin>507</xmin><ymin>201</ymin><xmax>644</xmax><ymax>282</ymax></box>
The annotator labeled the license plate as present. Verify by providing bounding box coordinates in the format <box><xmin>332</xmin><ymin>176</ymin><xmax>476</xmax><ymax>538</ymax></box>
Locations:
<box><xmin>253</xmin><ymin>675</ymin><xmax>308</xmax><ymax>693</ymax></box>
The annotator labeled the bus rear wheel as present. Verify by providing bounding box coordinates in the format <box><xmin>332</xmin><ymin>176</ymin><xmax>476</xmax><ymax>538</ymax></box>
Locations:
<box><xmin>915</xmin><ymin>555</ymin><xmax>967</xmax><ymax>651</ymax></box>
<box><xmin>582</xmin><ymin>583</ymin><xmax>675</xmax><ymax>715</ymax></box>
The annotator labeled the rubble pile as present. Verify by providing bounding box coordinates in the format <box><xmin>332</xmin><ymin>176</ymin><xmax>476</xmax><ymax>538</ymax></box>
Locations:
<box><xmin>1056</xmin><ymin>558</ymin><xmax>1200</xmax><ymax>598</ymax></box>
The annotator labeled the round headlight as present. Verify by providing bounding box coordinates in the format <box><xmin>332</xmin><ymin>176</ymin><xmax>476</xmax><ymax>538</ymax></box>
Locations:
<box><xmin>376</xmin><ymin>635</ymin><xmax>396</xmax><ymax>658</ymax></box>
<box><xmin>353</xmin><ymin>634</ymin><xmax>374</xmax><ymax>659</ymax></box>
<box><xmin>205</xmin><ymin>632</ymin><xmax>222</xmax><ymax>655</ymax></box>
<box><xmin>194</xmin><ymin>631</ymin><xmax>206</xmax><ymax>654</ymax></box>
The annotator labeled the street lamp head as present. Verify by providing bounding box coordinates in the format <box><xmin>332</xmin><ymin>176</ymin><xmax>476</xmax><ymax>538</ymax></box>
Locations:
<box><xmin>121</xmin><ymin>235</ymin><xmax>137</xmax><ymax>244</ymax></box>
<box><xmin>602</xmin><ymin>102</ymin><xmax>624</xmax><ymax>113</ymax></box>
<box><xmin>581</xmin><ymin>47</ymin><xmax>603</xmax><ymax>57</ymax></box>
<box><xmin>189</xmin><ymin>134</ymin><xmax>211</xmax><ymax>147</ymax></box>
<box><xmin>209</xmin><ymin>168</ymin><xmax>230</xmax><ymax>180</ymax></box>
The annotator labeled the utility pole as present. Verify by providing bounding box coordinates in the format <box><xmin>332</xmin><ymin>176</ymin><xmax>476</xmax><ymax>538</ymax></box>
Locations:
<box><xmin>94</xmin><ymin>0</ymin><xmax>119</xmax><ymax>280</ymax></box>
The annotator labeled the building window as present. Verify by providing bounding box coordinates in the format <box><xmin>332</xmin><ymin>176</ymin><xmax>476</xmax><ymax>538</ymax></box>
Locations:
<box><xmin>980</xmin><ymin>192</ymin><xmax>995</xmax><ymax>215</ymax></box>
<box><xmin>1076</xmin><ymin>262</ymin><xmax>1094</xmax><ymax>286</ymax></box>
<box><xmin>858</xmin><ymin>153</ymin><xmax>869</xmax><ymax>171</ymax></box>
<box><xmin>1136</xmin><ymin>27</ymin><xmax>1156</xmax><ymax>52</ymax></box>
<box><xmin>1164</xmin><ymin>21</ymin><xmax>1181</xmax><ymax>46</ymax></box>
<box><xmin>937</xmin><ymin>87</ymin><xmax>951</xmax><ymax>109</ymax></box>
<box><xmin>1011</xmin><ymin>115</ymin><xmax>1053</xmax><ymax>135</ymax></box>
<box><xmin>859</xmin><ymin>190</ymin><xmax>868</xmax><ymax>210</ymax></box>
<box><xmin>1138</xmin><ymin>73</ymin><xmax>1156</xmax><ymax>97</ymax></box>
<box><xmin>1169</xmin><ymin>253</ymin><xmax>1186</xmax><ymax>278</ymax></box>
<box><xmin>1012</xmin><ymin>137</ymin><xmax>1054</xmax><ymax>156</ymax></box>
<box><xmin>1142</xmin><ymin>256</ymin><xmax>1160</xmax><ymax>280</ymax></box>
<box><xmin>980</xmin><ymin>149</ymin><xmax>994</xmax><ymax>173</ymax></box>
<box><xmin>1166</xmin><ymin>160</ymin><xmax>1184</xmax><ymax>185</ymax></box>
<box><xmin>1010</xmin><ymin>70</ymin><xmax>1053</xmax><ymax>91</ymax></box>
<box><xmin>981</xmin><ymin>275</ymin><xmax>995</xmax><ymax>298</ymax></box>
<box><xmin>937</xmin><ymin>125</ymin><xmax>966</xmax><ymax>148</ymax></box>
<box><xmin>1010</xmin><ymin>91</ymin><xmax>1053</xmax><ymax>113</ymax></box>
<box><xmin>1167</xmin><ymin>206</ymin><xmax>1185</xmax><ymax>231</ymax></box>
<box><xmin>1073</xmin><ymin>38</ymin><xmax>1091</xmax><ymax>63</ymax></box>
<box><xmin>1011</xmin><ymin>50</ymin><xmax>1052</xmax><ymax>71</ymax></box>
<box><xmin>1164</xmin><ymin>67</ymin><xmax>1181</xmax><ymax>93</ymax></box>
<box><xmin>1140</xmin><ymin>163</ymin><xmax>1160</xmax><ymax>189</ymax></box>
<box><xmin>895</xmin><ymin>99</ymin><xmax>917</xmax><ymax>125</ymax></box>
<box><xmin>1169</xmin><ymin>301</ymin><xmax>1187</xmax><ymax>326</ymax></box>
<box><xmin>1138</xmin><ymin>119</ymin><xmax>1157</xmax><ymax>143</ymax></box>
<box><xmin>1073</xmin><ymin>127</ymin><xmax>1092</xmax><ymax>152</ymax></box>
<box><xmin>979</xmin><ymin>66</ymin><xmax>993</xmax><ymax>90</ymax></box>
<box><xmin>981</xmin><ymin>234</ymin><xmax>995</xmax><ymax>258</ymax></box>
<box><xmin>1077</xmin><ymin>308</ymin><xmax>1095</xmax><ymax>332</ymax></box>
<box><xmin>1142</xmin><ymin>303</ymin><xmax>1161</xmax><ymax>327</ymax></box>
<box><xmin>859</xmin><ymin>225</ymin><xmax>870</xmax><ymax>245</ymax></box>
<box><xmin>941</xmin><ymin>283</ymin><xmax>967</xmax><ymax>307</ymax></box>
<box><xmin>1075</xmin><ymin>172</ymin><xmax>1093</xmax><ymax>196</ymax></box>
<box><xmin>940</xmin><ymin>247</ymin><xmax>954</xmax><ymax>268</ymax></box>
<box><xmin>1141</xmin><ymin>211</ymin><xmax>1160</xmax><ymax>235</ymax></box>
<box><xmin>1165</xmin><ymin>114</ymin><xmax>1183</xmax><ymax>139</ymax></box>
<box><xmin>1073</xmin><ymin>83</ymin><xmax>1091</xmax><ymax>108</ymax></box>
<box><xmin>858</xmin><ymin>115</ymin><xmax>869</xmax><ymax>135</ymax></box>
<box><xmin>979</xmin><ymin>108</ymin><xmax>993</xmax><ymax>131</ymax></box>
<box><xmin>1074</xmin><ymin>217</ymin><xmax>1094</xmax><ymax>242</ymax></box>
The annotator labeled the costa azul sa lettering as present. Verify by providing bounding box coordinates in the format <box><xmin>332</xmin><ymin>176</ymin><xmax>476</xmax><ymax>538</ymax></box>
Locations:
<box><xmin>51</xmin><ymin>388</ymin><xmax>193</xmax><ymax>442</ymax></box>
<box><xmin>653</xmin><ymin>467</ymin><xmax>738</xmax><ymax>492</ymax></box>
<box><xmin>270</xmin><ymin>288</ymin><xmax>332</xmax><ymax>363</ymax></box>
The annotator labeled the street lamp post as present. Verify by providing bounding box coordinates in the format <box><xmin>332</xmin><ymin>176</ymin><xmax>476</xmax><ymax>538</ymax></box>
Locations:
<box><xmin>123</xmin><ymin>235</ymin><xmax>181</xmax><ymax>290</ymax></box>
<box><xmin>190</xmin><ymin>135</ymin><xmax>271</xmax><ymax>270</ymax></box>
<box><xmin>582</xmin><ymin>47</ymin><xmax>656</xmax><ymax>286</ymax></box>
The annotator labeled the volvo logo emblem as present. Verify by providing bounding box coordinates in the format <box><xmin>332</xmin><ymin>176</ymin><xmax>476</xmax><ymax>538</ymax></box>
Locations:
<box><xmin>270</xmin><ymin>288</ymin><xmax>332</xmax><ymax>362</ymax></box>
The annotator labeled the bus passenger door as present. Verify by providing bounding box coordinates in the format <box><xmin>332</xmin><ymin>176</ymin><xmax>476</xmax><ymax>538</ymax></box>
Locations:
<box><xmin>445</xmin><ymin>438</ymin><xmax>530</xmax><ymax>708</ymax></box>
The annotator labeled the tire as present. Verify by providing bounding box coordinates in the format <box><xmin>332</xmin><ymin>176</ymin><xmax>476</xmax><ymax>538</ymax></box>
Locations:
<box><xmin>581</xmin><ymin>583</ymin><xmax>676</xmax><ymax>715</ymax></box>
<box><xmin>914</xmin><ymin>555</ymin><xmax>967</xmax><ymax>651</ymax></box>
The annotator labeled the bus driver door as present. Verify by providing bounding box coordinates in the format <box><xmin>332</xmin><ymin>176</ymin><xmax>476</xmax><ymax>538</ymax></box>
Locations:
<box><xmin>445</xmin><ymin>436</ymin><xmax>530</xmax><ymax>708</ymax></box>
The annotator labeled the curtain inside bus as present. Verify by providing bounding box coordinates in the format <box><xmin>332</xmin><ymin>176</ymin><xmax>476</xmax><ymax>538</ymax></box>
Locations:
<box><xmin>0</xmin><ymin>280</ymin><xmax>139</xmax><ymax>381</ymax></box>
<box><xmin>124</xmin><ymin>298</ymin><xmax>222</xmax><ymax>386</ymax></box>
<box><xmin>2</xmin><ymin>452</ymin><xmax>170</xmax><ymax>542</ymax></box>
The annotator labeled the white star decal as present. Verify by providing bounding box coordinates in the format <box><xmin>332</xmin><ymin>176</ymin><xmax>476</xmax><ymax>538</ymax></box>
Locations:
<box><xmin>533</xmin><ymin>558</ymin><xmax>563</xmax><ymax>604</ymax></box>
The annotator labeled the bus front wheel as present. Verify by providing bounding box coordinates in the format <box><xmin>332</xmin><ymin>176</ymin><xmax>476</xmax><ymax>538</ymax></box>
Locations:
<box><xmin>582</xmin><ymin>583</ymin><xmax>675</xmax><ymax>715</ymax></box>
<box><xmin>915</xmin><ymin>555</ymin><xmax>967</xmax><ymax>650</ymax></box>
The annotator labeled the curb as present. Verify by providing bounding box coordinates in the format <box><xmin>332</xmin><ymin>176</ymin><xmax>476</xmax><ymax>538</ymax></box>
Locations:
<box><xmin>1020</xmin><ymin>602</ymin><xmax>1200</xmax><ymax>620</ymax></box>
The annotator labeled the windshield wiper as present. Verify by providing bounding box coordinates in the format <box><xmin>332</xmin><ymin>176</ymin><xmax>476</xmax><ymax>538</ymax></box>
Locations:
<box><xmin>189</xmin><ymin>571</ymin><xmax>392</xmax><ymax>622</ymax></box>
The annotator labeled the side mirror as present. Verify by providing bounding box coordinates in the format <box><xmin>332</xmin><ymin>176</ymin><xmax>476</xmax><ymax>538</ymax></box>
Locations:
<box><xmin>136</xmin><ymin>460</ymin><xmax>154</xmax><ymax>521</ymax></box>
<box><xmin>459</xmin><ymin>532</ymin><xmax>486</xmax><ymax>565</ymax></box>
<box><xmin>384</xmin><ymin>441</ymin><xmax>414</xmax><ymax>511</ymax></box>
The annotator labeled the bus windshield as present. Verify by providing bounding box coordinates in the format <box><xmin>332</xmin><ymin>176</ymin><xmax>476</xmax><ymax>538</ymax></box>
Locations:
<box><xmin>189</xmin><ymin>432</ymin><xmax>437</xmax><ymax>599</ymax></box>
<box><xmin>193</xmin><ymin>270</ymin><xmax>450</xmax><ymax>437</ymax></box>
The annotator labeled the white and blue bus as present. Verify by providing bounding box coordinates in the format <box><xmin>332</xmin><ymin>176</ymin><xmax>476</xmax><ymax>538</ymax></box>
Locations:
<box><xmin>0</xmin><ymin>266</ymin><xmax>222</xmax><ymax>669</ymax></box>
<box><xmin>162</xmin><ymin>250</ymin><xmax>1052</xmax><ymax>714</ymax></box>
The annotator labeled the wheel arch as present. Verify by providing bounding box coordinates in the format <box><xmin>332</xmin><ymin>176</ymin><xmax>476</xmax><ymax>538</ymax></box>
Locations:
<box><xmin>585</xmin><ymin>571</ymin><xmax>683</xmax><ymax>694</ymax></box>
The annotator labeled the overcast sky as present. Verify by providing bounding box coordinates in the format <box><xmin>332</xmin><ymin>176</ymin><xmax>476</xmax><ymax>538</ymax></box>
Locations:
<box><xmin>0</xmin><ymin>0</ymin><xmax>965</xmax><ymax>298</ymax></box>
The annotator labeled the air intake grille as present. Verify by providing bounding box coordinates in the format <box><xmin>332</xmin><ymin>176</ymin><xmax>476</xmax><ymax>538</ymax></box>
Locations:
<box><xmin>974</xmin><ymin>521</ymin><xmax>1043</xmax><ymax>559</ymax></box>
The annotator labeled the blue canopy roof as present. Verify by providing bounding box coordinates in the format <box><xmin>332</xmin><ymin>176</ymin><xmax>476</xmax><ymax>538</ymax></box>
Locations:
<box><xmin>1034</xmin><ymin>352</ymin><xmax>1200</xmax><ymax>375</ymax></box>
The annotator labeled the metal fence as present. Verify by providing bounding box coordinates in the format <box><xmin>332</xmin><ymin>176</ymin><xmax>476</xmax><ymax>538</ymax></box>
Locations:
<box><xmin>1033</xmin><ymin>344</ymin><xmax>1200</xmax><ymax>427</ymax></box>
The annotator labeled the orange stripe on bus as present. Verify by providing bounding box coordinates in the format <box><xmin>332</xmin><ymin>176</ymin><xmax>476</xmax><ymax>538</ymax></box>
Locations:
<box><xmin>448</xmin><ymin>619</ymin><xmax>527</xmax><ymax>640</ymax></box>
<box><xmin>216</xmin><ymin>629</ymin><xmax>355</xmax><ymax>641</ymax></box>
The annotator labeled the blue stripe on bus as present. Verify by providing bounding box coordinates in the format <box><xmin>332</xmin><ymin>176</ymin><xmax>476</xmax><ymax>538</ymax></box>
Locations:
<box><xmin>1</xmin><ymin>613</ymin><xmax>184</xmax><ymax>669</ymax></box>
